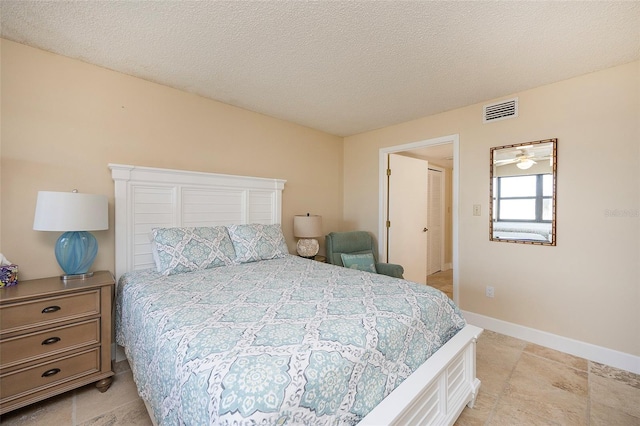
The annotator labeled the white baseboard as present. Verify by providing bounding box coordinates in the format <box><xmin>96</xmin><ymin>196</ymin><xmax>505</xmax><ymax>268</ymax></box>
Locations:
<box><xmin>462</xmin><ymin>310</ymin><xmax>640</xmax><ymax>375</ymax></box>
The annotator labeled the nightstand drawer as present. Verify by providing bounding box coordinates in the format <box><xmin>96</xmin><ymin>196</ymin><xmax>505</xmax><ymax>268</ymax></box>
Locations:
<box><xmin>0</xmin><ymin>348</ymin><xmax>100</xmax><ymax>401</ymax></box>
<box><xmin>1</xmin><ymin>320</ymin><xmax>100</xmax><ymax>368</ymax></box>
<box><xmin>0</xmin><ymin>290</ymin><xmax>100</xmax><ymax>334</ymax></box>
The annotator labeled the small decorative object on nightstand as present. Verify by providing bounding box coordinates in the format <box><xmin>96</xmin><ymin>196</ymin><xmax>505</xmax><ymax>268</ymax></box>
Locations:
<box><xmin>33</xmin><ymin>190</ymin><xmax>108</xmax><ymax>280</ymax></box>
<box><xmin>293</xmin><ymin>213</ymin><xmax>322</xmax><ymax>258</ymax></box>
<box><xmin>0</xmin><ymin>271</ymin><xmax>115</xmax><ymax>415</ymax></box>
<box><xmin>0</xmin><ymin>254</ymin><xmax>18</xmax><ymax>287</ymax></box>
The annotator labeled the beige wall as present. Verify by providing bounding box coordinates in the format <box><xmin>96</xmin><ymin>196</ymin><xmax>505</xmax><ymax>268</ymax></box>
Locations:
<box><xmin>0</xmin><ymin>40</ymin><xmax>343</xmax><ymax>280</ymax></box>
<box><xmin>344</xmin><ymin>61</ymin><xmax>640</xmax><ymax>356</ymax></box>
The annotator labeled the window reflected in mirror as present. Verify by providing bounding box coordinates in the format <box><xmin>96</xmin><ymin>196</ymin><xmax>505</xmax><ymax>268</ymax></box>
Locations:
<box><xmin>490</xmin><ymin>139</ymin><xmax>557</xmax><ymax>245</ymax></box>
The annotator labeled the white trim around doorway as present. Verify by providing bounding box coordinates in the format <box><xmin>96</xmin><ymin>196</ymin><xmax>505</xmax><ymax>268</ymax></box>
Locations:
<box><xmin>378</xmin><ymin>134</ymin><xmax>460</xmax><ymax>304</ymax></box>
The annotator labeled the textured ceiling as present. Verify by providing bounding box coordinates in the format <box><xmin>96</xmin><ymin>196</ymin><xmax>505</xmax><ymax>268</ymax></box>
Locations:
<box><xmin>1</xmin><ymin>1</ymin><xmax>639</xmax><ymax>137</ymax></box>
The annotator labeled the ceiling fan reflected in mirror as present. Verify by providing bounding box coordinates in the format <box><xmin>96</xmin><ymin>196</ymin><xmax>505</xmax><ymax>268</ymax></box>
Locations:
<box><xmin>495</xmin><ymin>150</ymin><xmax>537</xmax><ymax>170</ymax></box>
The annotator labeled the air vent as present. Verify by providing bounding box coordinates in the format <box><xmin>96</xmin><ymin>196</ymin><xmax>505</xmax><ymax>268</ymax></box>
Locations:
<box><xmin>483</xmin><ymin>97</ymin><xmax>518</xmax><ymax>123</ymax></box>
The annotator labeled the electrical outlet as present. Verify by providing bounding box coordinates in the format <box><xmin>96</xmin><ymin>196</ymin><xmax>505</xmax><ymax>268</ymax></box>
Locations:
<box><xmin>473</xmin><ymin>204</ymin><xmax>481</xmax><ymax>216</ymax></box>
<box><xmin>485</xmin><ymin>286</ymin><xmax>495</xmax><ymax>298</ymax></box>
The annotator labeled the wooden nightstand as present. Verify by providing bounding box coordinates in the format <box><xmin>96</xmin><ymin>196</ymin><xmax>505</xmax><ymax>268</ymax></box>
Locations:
<box><xmin>0</xmin><ymin>271</ymin><xmax>115</xmax><ymax>415</ymax></box>
<box><xmin>313</xmin><ymin>255</ymin><xmax>327</xmax><ymax>263</ymax></box>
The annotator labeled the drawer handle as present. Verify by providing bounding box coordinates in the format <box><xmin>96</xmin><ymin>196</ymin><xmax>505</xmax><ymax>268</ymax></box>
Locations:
<box><xmin>42</xmin><ymin>337</ymin><xmax>61</xmax><ymax>345</ymax></box>
<box><xmin>41</xmin><ymin>368</ymin><xmax>61</xmax><ymax>378</ymax></box>
<box><xmin>42</xmin><ymin>306</ymin><xmax>61</xmax><ymax>314</ymax></box>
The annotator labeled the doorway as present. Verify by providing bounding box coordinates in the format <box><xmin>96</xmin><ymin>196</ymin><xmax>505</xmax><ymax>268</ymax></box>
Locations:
<box><xmin>378</xmin><ymin>134</ymin><xmax>459</xmax><ymax>304</ymax></box>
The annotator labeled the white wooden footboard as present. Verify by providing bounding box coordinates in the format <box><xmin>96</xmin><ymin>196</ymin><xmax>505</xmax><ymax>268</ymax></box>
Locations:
<box><xmin>139</xmin><ymin>324</ymin><xmax>482</xmax><ymax>426</ymax></box>
<box><xmin>360</xmin><ymin>324</ymin><xmax>483</xmax><ymax>425</ymax></box>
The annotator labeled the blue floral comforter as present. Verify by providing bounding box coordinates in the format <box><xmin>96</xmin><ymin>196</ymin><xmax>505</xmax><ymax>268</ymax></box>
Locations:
<box><xmin>116</xmin><ymin>255</ymin><xmax>465</xmax><ymax>425</ymax></box>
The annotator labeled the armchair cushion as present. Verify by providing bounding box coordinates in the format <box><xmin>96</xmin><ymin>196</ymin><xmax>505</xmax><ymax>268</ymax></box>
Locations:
<box><xmin>374</xmin><ymin>262</ymin><xmax>404</xmax><ymax>279</ymax></box>
<box><xmin>340</xmin><ymin>252</ymin><xmax>377</xmax><ymax>273</ymax></box>
<box><xmin>326</xmin><ymin>231</ymin><xmax>404</xmax><ymax>279</ymax></box>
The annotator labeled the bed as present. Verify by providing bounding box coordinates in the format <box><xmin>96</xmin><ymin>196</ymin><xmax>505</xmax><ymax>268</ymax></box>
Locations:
<box><xmin>492</xmin><ymin>221</ymin><xmax>552</xmax><ymax>242</ymax></box>
<box><xmin>110</xmin><ymin>164</ymin><xmax>482</xmax><ymax>425</ymax></box>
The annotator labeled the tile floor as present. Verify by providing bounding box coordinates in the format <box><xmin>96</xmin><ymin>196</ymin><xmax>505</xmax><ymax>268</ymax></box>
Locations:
<box><xmin>456</xmin><ymin>331</ymin><xmax>640</xmax><ymax>425</ymax></box>
<box><xmin>427</xmin><ymin>268</ymin><xmax>454</xmax><ymax>299</ymax></box>
<box><xmin>2</xmin><ymin>272</ymin><xmax>638</xmax><ymax>425</ymax></box>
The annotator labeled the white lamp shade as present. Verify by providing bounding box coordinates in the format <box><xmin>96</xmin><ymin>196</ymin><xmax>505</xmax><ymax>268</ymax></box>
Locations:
<box><xmin>33</xmin><ymin>191</ymin><xmax>109</xmax><ymax>232</ymax></box>
<box><xmin>293</xmin><ymin>214</ymin><xmax>322</xmax><ymax>238</ymax></box>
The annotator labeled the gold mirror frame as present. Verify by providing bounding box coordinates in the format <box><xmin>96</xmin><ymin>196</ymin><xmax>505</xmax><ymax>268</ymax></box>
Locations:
<box><xmin>489</xmin><ymin>138</ymin><xmax>557</xmax><ymax>246</ymax></box>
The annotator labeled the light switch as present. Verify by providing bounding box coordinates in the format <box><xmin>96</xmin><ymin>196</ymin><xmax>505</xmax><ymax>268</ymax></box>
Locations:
<box><xmin>473</xmin><ymin>204</ymin><xmax>481</xmax><ymax>216</ymax></box>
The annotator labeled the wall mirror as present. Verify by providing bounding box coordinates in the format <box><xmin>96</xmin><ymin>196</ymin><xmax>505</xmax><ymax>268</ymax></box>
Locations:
<box><xmin>490</xmin><ymin>138</ymin><xmax>557</xmax><ymax>245</ymax></box>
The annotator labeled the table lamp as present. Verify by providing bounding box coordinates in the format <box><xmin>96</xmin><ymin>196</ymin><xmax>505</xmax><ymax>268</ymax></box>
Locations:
<box><xmin>33</xmin><ymin>190</ymin><xmax>108</xmax><ymax>280</ymax></box>
<box><xmin>293</xmin><ymin>213</ymin><xmax>322</xmax><ymax>258</ymax></box>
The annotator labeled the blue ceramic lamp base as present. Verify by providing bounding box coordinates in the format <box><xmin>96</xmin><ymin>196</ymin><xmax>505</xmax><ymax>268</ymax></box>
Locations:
<box><xmin>55</xmin><ymin>231</ymin><xmax>98</xmax><ymax>280</ymax></box>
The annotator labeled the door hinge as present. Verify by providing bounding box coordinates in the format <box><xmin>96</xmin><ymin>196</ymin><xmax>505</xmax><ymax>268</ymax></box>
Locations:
<box><xmin>387</xmin><ymin>168</ymin><xmax>391</xmax><ymax>176</ymax></box>
<box><xmin>386</xmin><ymin>220</ymin><xmax>391</xmax><ymax>228</ymax></box>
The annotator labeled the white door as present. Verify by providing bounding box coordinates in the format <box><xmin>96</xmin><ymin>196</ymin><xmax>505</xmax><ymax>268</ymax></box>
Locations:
<box><xmin>387</xmin><ymin>154</ymin><xmax>428</xmax><ymax>284</ymax></box>
<box><xmin>427</xmin><ymin>168</ymin><xmax>444</xmax><ymax>275</ymax></box>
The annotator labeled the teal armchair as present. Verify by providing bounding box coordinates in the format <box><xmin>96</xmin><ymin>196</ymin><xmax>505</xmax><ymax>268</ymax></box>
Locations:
<box><xmin>325</xmin><ymin>231</ymin><xmax>404</xmax><ymax>279</ymax></box>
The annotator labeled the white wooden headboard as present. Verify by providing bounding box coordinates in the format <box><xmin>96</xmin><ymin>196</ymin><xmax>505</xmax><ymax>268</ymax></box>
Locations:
<box><xmin>109</xmin><ymin>164</ymin><xmax>286</xmax><ymax>281</ymax></box>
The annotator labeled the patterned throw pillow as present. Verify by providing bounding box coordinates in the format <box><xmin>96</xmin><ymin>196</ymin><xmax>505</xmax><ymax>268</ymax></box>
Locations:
<box><xmin>226</xmin><ymin>224</ymin><xmax>289</xmax><ymax>263</ymax></box>
<box><xmin>151</xmin><ymin>226</ymin><xmax>237</xmax><ymax>275</ymax></box>
<box><xmin>340</xmin><ymin>252</ymin><xmax>377</xmax><ymax>273</ymax></box>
